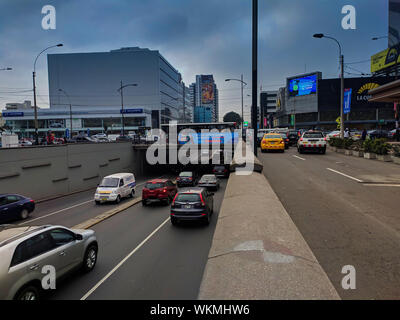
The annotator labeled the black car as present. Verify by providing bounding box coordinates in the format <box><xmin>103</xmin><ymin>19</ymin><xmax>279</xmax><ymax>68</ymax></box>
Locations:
<box><xmin>176</xmin><ymin>171</ymin><xmax>197</xmax><ymax>187</ymax></box>
<box><xmin>0</xmin><ymin>194</ymin><xmax>35</xmax><ymax>223</ymax></box>
<box><xmin>170</xmin><ymin>188</ymin><xmax>214</xmax><ymax>225</ymax></box>
<box><xmin>279</xmin><ymin>133</ymin><xmax>290</xmax><ymax>149</ymax></box>
<box><xmin>287</xmin><ymin>130</ymin><xmax>299</xmax><ymax>146</ymax></box>
<box><xmin>116</xmin><ymin>135</ymin><xmax>133</xmax><ymax>142</ymax></box>
<box><xmin>368</xmin><ymin>130</ymin><xmax>389</xmax><ymax>140</ymax></box>
<box><xmin>212</xmin><ymin>165</ymin><xmax>229</xmax><ymax>178</ymax></box>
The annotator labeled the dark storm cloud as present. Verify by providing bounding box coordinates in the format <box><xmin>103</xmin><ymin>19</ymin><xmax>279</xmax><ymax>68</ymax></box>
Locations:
<box><xmin>0</xmin><ymin>0</ymin><xmax>389</xmax><ymax>119</ymax></box>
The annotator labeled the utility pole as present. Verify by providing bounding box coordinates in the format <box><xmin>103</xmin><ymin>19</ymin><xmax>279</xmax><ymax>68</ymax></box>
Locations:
<box><xmin>340</xmin><ymin>54</ymin><xmax>344</xmax><ymax>138</ymax></box>
<box><xmin>120</xmin><ymin>80</ymin><xmax>125</xmax><ymax>136</ymax></box>
<box><xmin>252</xmin><ymin>0</ymin><xmax>258</xmax><ymax>156</ymax></box>
<box><xmin>241</xmin><ymin>74</ymin><xmax>244</xmax><ymax>129</ymax></box>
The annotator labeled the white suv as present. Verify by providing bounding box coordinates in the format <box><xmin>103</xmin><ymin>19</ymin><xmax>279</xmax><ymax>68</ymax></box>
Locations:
<box><xmin>297</xmin><ymin>131</ymin><xmax>327</xmax><ymax>154</ymax></box>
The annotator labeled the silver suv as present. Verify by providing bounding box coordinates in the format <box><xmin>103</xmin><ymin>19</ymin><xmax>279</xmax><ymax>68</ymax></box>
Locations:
<box><xmin>0</xmin><ymin>225</ymin><xmax>98</xmax><ymax>300</ymax></box>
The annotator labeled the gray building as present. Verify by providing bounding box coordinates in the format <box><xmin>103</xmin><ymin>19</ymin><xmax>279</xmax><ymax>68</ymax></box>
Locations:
<box><xmin>189</xmin><ymin>75</ymin><xmax>219</xmax><ymax>122</ymax></box>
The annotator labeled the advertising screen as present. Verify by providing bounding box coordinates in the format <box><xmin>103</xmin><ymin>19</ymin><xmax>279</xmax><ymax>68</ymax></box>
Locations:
<box><xmin>201</xmin><ymin>75</ymin><xmax>214</xmax><ymax>104</ymax></box>
<box><xmin>288</xmin><ymin>74</ymin><xmax>317</xmax><ymax>97</ymax></box>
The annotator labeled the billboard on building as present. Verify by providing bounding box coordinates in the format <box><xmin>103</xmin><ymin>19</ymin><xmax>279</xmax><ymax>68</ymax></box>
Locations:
<box><xmin>201</xmin><ymin>75</ymin><xmax>214</xmax><ymax>104</ymax></box>
<box><xmin>288</xmin><ymin>74</ymin><xmax>317</xmax><ymax>97</ymax></box>
<box><xmin>390</xmin><ymin>0</ymin><xmax>400</xmax><ymax>46</ymax></box>
<box><xmin>371</xmin><ymin>44</ymin><xmax>400</xmax><ymax>73</ymax></box>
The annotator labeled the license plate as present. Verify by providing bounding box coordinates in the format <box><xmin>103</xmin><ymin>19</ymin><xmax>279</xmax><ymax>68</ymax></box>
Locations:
<box><xmin>184</xmin><ymin>205</ymin><xmax>192</xmax><ymax>209</ymax></box>
<box><xmin>101</xmin><ymin>197</ymin><xmax>108</xmax><ymax>200</ymax></box>
<box><xmin>270</xmin><ymin>142</ymin><xmax>275</xmax><ymax>144</ymax></box>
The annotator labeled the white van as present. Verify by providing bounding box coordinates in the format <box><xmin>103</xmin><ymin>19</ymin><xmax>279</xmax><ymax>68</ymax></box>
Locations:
<box><xmin>94</xmin><ymin>173</ymin><xmax>136</xmax><ymax>204</ymax></box>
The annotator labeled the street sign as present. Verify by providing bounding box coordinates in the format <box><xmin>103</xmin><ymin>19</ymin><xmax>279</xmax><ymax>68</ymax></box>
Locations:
<box><xmin>65</xmin><ymin>128</ymin><xmax>70</xmax><ymax>138</ymax></box>
<box><xmin>336</xmin><ymin>116</ymin><xmax>341</xmax><ymax>129</ymax></box>
<box><xmin>344</xmin><ymin>88</ymin><xmax>352</xmax><ymax>114</ymax></box>
<box><xmin>243</xmin><ymin>121</ymin><xmax>249</xmax><ymax>127</ymax></box>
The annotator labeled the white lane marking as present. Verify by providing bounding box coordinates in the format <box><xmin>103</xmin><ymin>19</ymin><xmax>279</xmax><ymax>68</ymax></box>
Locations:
<box><xmin>293</xmin><ymin>155</ymin><xmax>306</xmax><ymax>161</ymax></box>
<box><xmin>80</xmin><ymin>217</ymin><xmax>170</xmax><ymax>300</ymax></box>
<box><xmin>18</xmin><ymin>179</ymin><xmax>158</xmax><ymax>225</ymax></box>
<box><xmin>363</xmin><ymin>184</ymin><xmax>400</xmax><ymax>187</ymax></box>
<box><xmin>326</xmin><ymin>168</ymin><xmax>363</xmax><ymax>183</ymax></box>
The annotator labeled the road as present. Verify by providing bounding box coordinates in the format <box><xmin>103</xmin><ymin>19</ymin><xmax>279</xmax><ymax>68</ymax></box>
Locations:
<box><xmin>258</xmin><ymin>146</ymin><xmax>400</xmax><ymax>299</ymax></box>
<box><xmin>23</xmin><ymin>176</ymin><xmax>228</xmax><ymax>300</ymax></box>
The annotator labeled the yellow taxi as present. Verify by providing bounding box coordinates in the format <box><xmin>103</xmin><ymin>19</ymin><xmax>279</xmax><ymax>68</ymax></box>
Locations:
<box><xmin>260</xmin><ymin>133</ymin><xmax>285</xmax><ymax>153</ymax></box>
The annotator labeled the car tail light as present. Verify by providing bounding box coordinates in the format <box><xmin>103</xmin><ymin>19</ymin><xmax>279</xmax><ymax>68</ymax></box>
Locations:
<box><xmin>199</xmin><ymin>194</ymin><xmax>206</xmax><ymax>206</ymax></box>
<box><xmin>188</xmin><ymin>177</ymin><xmax>193</xmax><ymax>180</ymax></box>
<box><xmin>176</xmin><ymin>177</ymin><xmax>181</xmax><ymax>181</ymax></box>
<box><xmin>29</xmin><ymin>199</ymin><xmax>34</xmax><ymax>203</ymax></box>
<box><xmin>162</xmin><ymin>188</ymin><xmax>167</xmax><ymax>193</ymax></box>
<box><xmin>300</xmin><ymin>138</ymin><xmax>303</xmax><ymax>141</ymax></box>
<box><xmin>324</xmin><ymin>137</ymin><xmax>327</xmax><ymax>141</ymax></box>
<box><xmin>171</xmin><ymin>193</ymin><xmax>178</xmax><ymax>206</ymax></box>
<box><xmin>224</xmin><ymin>169</ymin><xmax>228</xmax><ymax>172</ymax></box>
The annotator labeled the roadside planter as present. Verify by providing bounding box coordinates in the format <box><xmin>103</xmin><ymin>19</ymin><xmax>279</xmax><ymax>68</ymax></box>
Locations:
<box><xmin>352</xmin><ymin>150</ymin><xmax>364</xmax><ymax>157</ymax></box>
<box><xmin>364</xmin><ymin>152</ymin><xmax>377</xmax><ymax>159</ymax></box>
<box><xmin>376</xmin><ymin>154</ymin><xmax>392</xmax><ymax>162</ymax></box>
<box><xmin>345</xmin><ymin>150</ymin><xmax>352</xmax><ymax>156</ymax></box>
<box><xmin>392</xmin><ymin>156</ymin><xmax>400</xmax><ymax>165</ymax></box>
<box><xmin>336</xmin><ymin>148</ymin><xmax>345</xmax><ymax>154</ymax></box>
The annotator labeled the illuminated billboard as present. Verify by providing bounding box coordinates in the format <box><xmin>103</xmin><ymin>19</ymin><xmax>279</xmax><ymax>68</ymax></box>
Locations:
<box><xmin>288</xmin><ymin>74</ymin><xmax>317</xmax><ymax>97</ymax></box>
<box><xmin>201</xmin><ymin>75</ymin><xmax>214</xmax><ymax>104</ymax></box>
<box><xmin>371</xmin><ymin>44</ymin><xmax>400</xmax><ymax>73</ymax></box>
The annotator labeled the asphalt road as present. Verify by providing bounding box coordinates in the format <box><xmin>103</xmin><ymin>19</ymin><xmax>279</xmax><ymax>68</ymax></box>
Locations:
<box><xmin>41</xmin><ymin>178</ymin><xmax>227</xmax><ymax>300</ymax></box>
<box><xmin>258</xmin><ymin>146</ymin><xmax>400</xmax><ymax>299</ymax></box>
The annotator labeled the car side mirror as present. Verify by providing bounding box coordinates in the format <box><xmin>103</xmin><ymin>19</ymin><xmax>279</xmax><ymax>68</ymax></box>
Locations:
<box><xmin>75</xmin><ymin>234</ymin><xmax>83</xmax><ymax>241</ymax></box>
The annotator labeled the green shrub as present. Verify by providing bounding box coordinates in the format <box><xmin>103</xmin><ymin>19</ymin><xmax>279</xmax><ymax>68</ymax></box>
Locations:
<box><xmin>344</xmin><ymin>138</ymin><xmax>354</xmax><ymax>149</ymax></box>
<box><xmin>350</xmin><ymin>140</ymin><xmax>363</xmax><ymax>151</ymax></box>
<box><xmin>392</xmin><ymin>145</ymin><xmax>400</xmax><ymax>157</ymax></box>
<box><xmin>363</xmin><ymin>139</ymin><xmax>374</xmax><ymax>153</ymax></box>
<box><xmin>329</xmin><ymin>137</ymin><xmax>345</xmax><ymax>148</ymax></box>
<box><xmin>363</xmin><ymin>138</ymin><xmax>390</xmax><ymax>155</ymax></box>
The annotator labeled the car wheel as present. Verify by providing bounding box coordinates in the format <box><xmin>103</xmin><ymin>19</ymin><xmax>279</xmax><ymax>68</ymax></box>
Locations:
<box><xmin>115</xmin><ymin>195</ymin><xmax>121</xmax><ymax>204</ymax></box>
<box><xmin>15</xmin><ymin>285</ymin><xmax>40</xmax><ymax>300</ymax></box>
<box><xmin>20</xmin><ymin>209</ymin><xmax>29</xmax><ymax>220</ymax></box>
<box><xmin>204</xmin><ymin>213</ymin><xmax>211</xmax><ymax>225</ymax></box>
<box><xmin>142</xmin><ymin>199</ymin><xmax>148</xmax><ymax>206</ymax></box>
<box><xmin>165</xmin><ymin>196</ymin><xmax>171</xmax><ymax>206</ymax></box>
<box><xmin>95</xmin><ymin>200</ymin><xmax>101</xmax><ymax>205</ymax></box>
<box><xmin>130</xmin><ymin>190</ymin><xmax>135</xmax><ymax>198</ymax></box>
<box><xmin>82</xmin><ymin>245</ymin><xmax>98</xmax><ymax>273</ymax></box>
<box><xmin>321</xmin><ymin>148</ymin><xmax>326</xmax><ymax>154</ymax></box>
<box><xmin>171</xmin><ymin>217</ymin><xmax>178</xmax><ymax>226</ymax></box>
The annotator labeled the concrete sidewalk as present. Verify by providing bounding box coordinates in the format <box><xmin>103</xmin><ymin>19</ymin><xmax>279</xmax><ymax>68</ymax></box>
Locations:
<box><xmin>198</xmin><ymin>145</ymin><xmax>339</xmax><ymax>299</ymax></box>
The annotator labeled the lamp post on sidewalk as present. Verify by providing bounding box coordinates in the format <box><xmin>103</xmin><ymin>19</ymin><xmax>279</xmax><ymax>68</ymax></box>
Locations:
<box><xmin>58</xmin><ymin>89</ymin><xmax>73</xmax><ymax>139</ymax></box>
<box><xmin>313</xmin><ymin>33</ymin><xmax>344</xmax><ymax>138</ymax></box>
<box><xmin>117</xmin><ymin>81</ymin><xmax>138</xmax><ymax>136</ymax></box>
<box><xmin>33</xmin><ymin>44</ymin><xmax>63</xmax><ymax>144</ymax></box>
<box><xmin>225</xmin><ymin>75</ymin><xmax>247</xmax><ymax>129</ymax></box>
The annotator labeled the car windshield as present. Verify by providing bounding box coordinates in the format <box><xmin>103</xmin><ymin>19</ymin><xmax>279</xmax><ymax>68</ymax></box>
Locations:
<box><xmin>175</xmin><ymin>193</ymin><xmax>201</xmax><ymax>202</ymax></box>
<box><xmin>145</xmin><ymin>182</ymin><xmax>165</xmax><ymax>190</ymax></box>
<box><xmin>303</xmin><ymin>133</ymin><xmax>324</xmax><ymax>138</ymax></box>
<box><xmin>99</xmin><ymin>177</ymin><xmax>120</xmax><ymax>187</ymax></box>
<box><xmin>264</xmin><ymin>135</ymin><xmax>282</xmax><ymax>139</ymax></box>
<box><xmin>179</xmin><ymin>172</ymin><xmax>192</xmax><ymax>177</ymax></box>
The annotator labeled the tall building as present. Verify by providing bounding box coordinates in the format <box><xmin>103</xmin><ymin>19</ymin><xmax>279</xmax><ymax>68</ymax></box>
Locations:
<box><xmin>389</xmin><ymin>0</ymin><xmax>400</xmax><ymax>46</ymax></box>
<box><xmin>189</xmin><ymin>75</ymin><xmax>219</xmax><ymax>123</ymax></box>
<box><xmin>260</xmin><ymin>91</ymin><xmax>277</xmax><ymax>128</ymax></box>
<box><xmin>48</xmin><ymin>47</ymin><xmax>184</xmax><ymax>129</ymax></box>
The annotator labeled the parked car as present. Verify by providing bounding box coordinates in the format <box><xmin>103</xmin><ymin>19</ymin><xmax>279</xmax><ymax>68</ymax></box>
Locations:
<box><xmin>260</xmin><ymin>133</ymin><xmax>285</xmax><ymax>153</ymax></box>
<box><xmin>142</xmin><ymin>179</ymin><xmax>177</xmax><ymax>206</ymax></box>
<box><xmin>0</xmin><ymin>194</ymin><xmax>35</xmax><ymax>223</ymax></box>
<box><xmin>212</xmin><ymin>165</ymin><xmax>229</xmax><ymax>178</ymax></box>
<box><xmin>0</xmin><ymin>225</ymin><xmax>98</xmax><ymax>300</ymax></box>
<box><xmin>297</xmin><ymin>131</ymin><xmax>327</xmax><ymax>154</ymax></box>
<box><xmin>326</xmin><ymin>130</ymin><xmax>340</xmax><ymax>141</ymax></box>
<box><xmin>176</xmin><ymin>171</ymin><xmax>198</xmax><ymax>187</ymax></box>
<box><xmin>116</xmin><ymin>135</ymin><xmax>133</xmax><ymax>142</ymax></box>
<box><xmin>388</xmin><ymin>129</ymin><xmax>397</xmax><ymax>139</ymax></box>
<box><xmin>170</xmin><ymin>188</ymin><xmax>214</xmax><ymax>226</ymax></box>
<box><xmin>198</xmin><ymin>174</ymin><xmax>220</xmax><ymax>191</ymax></box>
<box><xmin>94</xmin><ymin>173</ymin><xmax>136</xmax><ymax>204</ymax></box>
<box><xmin>19</xmin><ymin>139</ymin><xmax>33</xmax><ymax>147</ymax></box>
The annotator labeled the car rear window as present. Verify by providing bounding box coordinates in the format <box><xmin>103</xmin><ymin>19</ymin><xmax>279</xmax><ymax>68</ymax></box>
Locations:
<box><xmin>303</xmin><ymin>133</ymin><xmax>323</xmax><ymax>138</ymax></box>
<box><xmin>175</xmin><ymin>193</ymin><xmax>200</xmax><ymax>202</ymax></box>
<box><xmin>179</xmin><ymin>172</ymin><xmax>192</xmax><ymax>177</ymax></box>
<box><xmin>200</xmin><ymin>175</ymin><xmax>216</xmax><ymax>182</ymax></box>
<box><xmin>145</xmin><ymin>182</ymin><xmax>165</xmax><ymax>189</ymax></box>
<box><xmin>264</xmin><ymin>135</ymin><xmax>282</xmax><ymax>139</ymax></box>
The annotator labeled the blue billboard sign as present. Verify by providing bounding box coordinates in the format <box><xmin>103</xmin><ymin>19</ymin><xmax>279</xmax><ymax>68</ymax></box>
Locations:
<box><xmin>288</xmin><ymin>74</ymin><xmax>317</xmax><ymax>97</ymax></box>
<box><xmin>2</xmin><ymin>111</ymin><xmax>24</xmax><ymax>117</ymax></box>
<box><xmin>344</xmin><ymin>88</ymin><xmax>352</xmax><ymax>114</ymax></box>
<box><xmin>120</xmin><ymin>108</ymin><xmax>143</xmax><ymax>114</ymax></box>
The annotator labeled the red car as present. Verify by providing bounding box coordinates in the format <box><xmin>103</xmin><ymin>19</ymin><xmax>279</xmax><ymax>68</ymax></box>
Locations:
<box><xmin>142</xmin><ymin>179</ymin><xmax>178</xmax><ymax>206</ymax></box>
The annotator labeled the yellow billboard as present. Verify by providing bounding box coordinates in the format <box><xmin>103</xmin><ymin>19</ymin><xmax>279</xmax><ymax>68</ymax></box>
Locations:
<box><xmin>371</xmin><ymin>45</ymin><xmax>400</xmax><ymax>73</ymax></box>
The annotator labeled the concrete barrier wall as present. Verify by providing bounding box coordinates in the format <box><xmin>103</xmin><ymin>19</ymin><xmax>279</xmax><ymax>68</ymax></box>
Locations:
<box><xmin>199</xmin><ymin>142</ymin><xmax>340</xmax><ymax>299</ymax></box>
<box><xmin>0</xmin><ymin>142</ymin><xmax>143</xmax><ymax>201</ymax></box>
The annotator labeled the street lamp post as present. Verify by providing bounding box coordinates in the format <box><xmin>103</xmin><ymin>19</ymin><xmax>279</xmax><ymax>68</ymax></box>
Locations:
<box><xmin>58</xmin><ymin>89</ymin><xmax>73</xmax><ymax>139</ymax></box>
<box><xmin>313</xmin><ymin>34</ymin><xmax>344</xmax><ymax>138</ymax></box>
<box><xmin>33</xmin><ymin>44</ymin><xmax>63</xmax><ymax>144</ymax></box>
<box><xmin>225</xmin><ymin>75</ymin><xmax>247</xmax><ymax>129</ymax></box>
<box><xmin>0</xmin><ymin>67</ymin><xmax>12</xmax><ymax>71</ymax></box>
<box><xmin>117</xmin><ymin>81</ymin><xmax>138</xmax><ymax>136</ymax></box>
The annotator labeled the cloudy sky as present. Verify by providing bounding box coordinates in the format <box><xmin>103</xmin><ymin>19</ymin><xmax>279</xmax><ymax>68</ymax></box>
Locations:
<box><xmin>0</xmin><ymin>0</ymin><xmax>389</xmax><ymax>120</ymax></box>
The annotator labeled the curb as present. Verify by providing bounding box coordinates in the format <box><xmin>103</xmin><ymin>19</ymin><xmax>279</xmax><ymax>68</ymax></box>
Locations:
<box><xmin>73</xmin><ymin>197</ymin><xmax>142</xmax><ymax>230</ymax></box>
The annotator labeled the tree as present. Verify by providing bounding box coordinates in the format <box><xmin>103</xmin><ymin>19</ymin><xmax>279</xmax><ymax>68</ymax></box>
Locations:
<box><xmin>223</xmin><ymin>111</ymin><xmax>242</xmax><ymax>124</ymax></box>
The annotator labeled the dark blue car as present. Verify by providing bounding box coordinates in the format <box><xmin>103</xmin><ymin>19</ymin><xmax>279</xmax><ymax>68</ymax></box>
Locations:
<box><xmin>0</xmin><ymin>194</ymin><xmax>35</xmax><ymax>223</ymax></box>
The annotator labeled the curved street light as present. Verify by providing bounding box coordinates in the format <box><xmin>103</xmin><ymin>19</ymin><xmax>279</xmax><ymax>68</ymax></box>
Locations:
<box><xmin>225</xmin><ymin>75</ymin><xmax>247</xmax><ymax>128</ymax></box>
<box><xmin>117</xmin><ymin>81</ymin><xmax>138</xmax><ymax>136</ymax></box>
<box><xmin>313</xmin><ymin>33</ymin><xmax>344</xmax><ymax>138</ymax></box>
<box><xmin>33</xmin><ymin>43</ymin><xmax>63</xmax><ymax>144</ymax></box>
<box><xmin>0</xmin><ymin>67</ymin><xmax>12</xmax><ymax>71</ymax></box>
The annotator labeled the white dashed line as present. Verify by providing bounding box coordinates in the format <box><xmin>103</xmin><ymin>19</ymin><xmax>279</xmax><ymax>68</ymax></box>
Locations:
<box><xmin>326</xmin><ymin>168</ymin><xmax>363</xmax><ymax>183</ymax></box>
